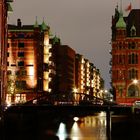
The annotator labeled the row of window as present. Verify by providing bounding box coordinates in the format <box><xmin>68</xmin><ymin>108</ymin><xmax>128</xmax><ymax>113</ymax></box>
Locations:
<box><xmin>112</xmin><ymin>69</ymin><xmax>138</xmax><ymax>80</ymax></box>
<box><xmin>7</xmin><ymin>61</ymin><xmax>24</xmax><ymax>67</ymax></box>
<box><xmin>8</xmin><ymin>42</ymin><xmax>25</xmax><ymax>48</ymax></box>
<box><xmin>7</xmin><ymin>62</ymin><xmax>34</xmax><ymax>67</ymax></box>
<box><xmin>113</xmin><ymin>53</ymin><xmax>138</xmax><ymax>65</ymax></box>
<box><xmin>7</xmin><ymin>70</ymin><xmax>27</xmax><ymax>76</ymax></box>
<box><xmin>13</xmin><ymin>81</ymin><xmax>26</xmax><ymax>89</ymax></box>
<box><xmin>114</xmin><ymin>42</ymin><xmax>137</xmax><ymax>50</ymax></box>
<box><xmin>7</xmin><ymin>52</ymin><xmax>24</xmax><ymax>57</ymax></box>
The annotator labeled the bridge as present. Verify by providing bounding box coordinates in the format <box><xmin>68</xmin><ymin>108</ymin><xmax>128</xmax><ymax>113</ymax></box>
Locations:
<box><xmin>0</xmin><ymin>93</ymin><xmax>136</xmax><ymax>140</ymax></box>
<box><xmin>0</xmin><ymin>92</ymin><xmax>137</xmax><ymax>140</ymax></box>
<box><xmin>1</xmin><ymin>103</ymin><xmax>133</xmax><ymax>140</ymax></box>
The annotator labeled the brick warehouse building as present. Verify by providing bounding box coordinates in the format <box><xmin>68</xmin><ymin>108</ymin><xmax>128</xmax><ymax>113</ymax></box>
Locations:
<box><xmin>7</xmin><ymin>19</ymin><xmax>54</xmax><ymax>104</ymax></box>
<box><xmin>75</xmin><ymin>54</ymin><xmax>104</xmax><ymax>101</ymax></box>
<box><xmin>0</xmin><ymin>0</ymin><xmax>13</xmax><ymax>105</ymax></box>
<box><xmin>50</xmin><ymin>37</ymin><xmax>76</xmax><ymax>101</ymax></box>
<box><xmin>7</xmin><ymin>19</ymin><xmax>104</xmax><ymax>104</ymax></box>
<box><xmin>111</xmin><ymin>6</ymin><xmax>140</xmax><ymax>105</ymax></box>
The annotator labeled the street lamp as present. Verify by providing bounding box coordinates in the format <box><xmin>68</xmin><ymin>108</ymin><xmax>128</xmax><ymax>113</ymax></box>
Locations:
<box><xmin>133</xmin><ymin>79</ymin><xmax>138</xmax><ymax>84</ymax></box>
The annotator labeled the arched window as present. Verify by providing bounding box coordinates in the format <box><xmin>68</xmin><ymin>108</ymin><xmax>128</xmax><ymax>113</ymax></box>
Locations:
<box><xmin>128</xmin><ymin>85</ymin><xmax>139</xmax><ymax>97</ymax></box>
<box><xmin>131</xmin><ymin>29</ymin><xmax>136</xmax><ymax>36</ymax></box>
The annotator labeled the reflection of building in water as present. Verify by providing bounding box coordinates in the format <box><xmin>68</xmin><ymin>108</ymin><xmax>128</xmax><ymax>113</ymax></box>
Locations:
<box><xmin>56</xmin><ymin>114</ymin><xmax>107</xmax><ymax>140</ymax></box>
<box><xmin>79</xmin><ymin>114</ymin><xmax>106</xmax><ymax>128</ymax></box>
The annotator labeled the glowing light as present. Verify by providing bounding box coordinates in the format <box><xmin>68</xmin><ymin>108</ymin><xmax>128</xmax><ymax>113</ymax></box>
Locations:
<box><xmin>6</xmin><ymin>102</ymin><xmax>11</xmax><ymax>107</ymax></box>
<box><xmin>99</xmin><ymin>111</ymin><xmax>106</xmax><ymax>117</ymax></box>
<box><xmin>57</xmin><ymin>123</ymin><xmax>67</xmax><ymax>140</ymax></box>
<box><xmin>73</xmin><ymin>88</ymin><xmax>78</xmax><ymax>93</ymax></box>
<box><xmin>33</xmin><ymin>99</ymin><xmax>37</xmax><ymax>104</ymax></box>
<box><xmin>28</xmin><ymin>67</ymin><xmax>34</xmax><ymax>76</ymax></box>
<box><xmin>43</xmin><ymin>80</ymin><xmax>49</xmax><ymax>91</ymax></box>
<box><xmin>133</xmin><ymin>79</ymin><xmax>138</xmax><ymax>84</ymax></box>
<box><xmin>70</xmin><ymin>122</ymin><xmax>82</xmax><ymax>138</ymax></box>
<box><xmin>44</xmin><ymin>72</ymin><xmax>49</xmax><ymax>79</ymax></box>
<box><xmin>73</xmin><ymin>117</ymin><xmax>79</xmax><ymax>122</ymax></box>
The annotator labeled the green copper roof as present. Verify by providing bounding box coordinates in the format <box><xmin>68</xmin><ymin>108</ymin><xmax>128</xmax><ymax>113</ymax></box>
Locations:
<box><xmin>53</xmin><ymin>35</ymin><xmax>60</xmax><ymax>44</ymax></box>
<box><xmin>41</xmin><ymin>20</ymin><xmax>48</xmax><ymax>31</ymax></box>
<box><xmin>7</xmin><ymin>0</ymin><xmax>13</xmax><ymax>2</ymax></box>
<box><xmin>116</xmin><ymin>11</ymin><xmax>126</xmax><ymax>28</ymax></box>
<box><xmin>7</xmin><ymin>2</ymin><xmax>13</xmax><ymax>13</ymax></box>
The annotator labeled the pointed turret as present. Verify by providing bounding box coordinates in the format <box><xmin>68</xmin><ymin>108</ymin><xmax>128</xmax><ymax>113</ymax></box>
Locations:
<box><xmin>41</xmin><ymin>19</ymin><xmax>48</xmax><ymax>31</ymax></box>
<box><xmin>52</xmin><ymin>35</ymin><xmax>61</xmax><ymax>45</ymax></box>
<box><xmin>116</xmin><ymin>11</ymin><xmax>126</xmax><ymax>28</ymax></box>
<box><xmin>34</xmin><ymin>16</ymin><xmax>39</xmax><ymax>28</ymax></box>
<box><xmin>115</xmin><ymin>1</ymin><xmax>126</xmax><ymax>38</ymax></box>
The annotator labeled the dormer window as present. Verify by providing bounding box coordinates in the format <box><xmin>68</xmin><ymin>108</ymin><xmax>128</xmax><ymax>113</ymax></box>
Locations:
<box><xmin>130</xmin><ymin>25</ymin><xmax>136</xmax><ymax>37</ymax></box>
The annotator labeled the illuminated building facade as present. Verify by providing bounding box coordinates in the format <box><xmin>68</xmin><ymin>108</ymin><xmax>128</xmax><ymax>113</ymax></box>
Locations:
<box><xmin>0</xmin><ymin>0</ymin><xmax>13</xmax><ymax>105</ymax></box>
<box><xmin>75</xmin><ymin>54</ymin><xmax>103</xmax><ymax>101</ymax></box>
<box><xmin>7</xmin><ymin>18</ymin><xmax>104</xmax><ymax>104</ymax></box>
<box><xmin>7</xmin><ymin>19</ymin><xmax>53</xmax><ymax>104</ymax></box>
<box><xmin>111</xmin><ymin>7</ymin><xmax>140</xmax><ymax>104</ymax></box>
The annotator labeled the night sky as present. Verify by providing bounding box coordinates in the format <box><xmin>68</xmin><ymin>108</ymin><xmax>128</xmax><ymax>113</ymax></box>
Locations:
<box><xmin>8</xmin><ymin>0</ymin><xmax>138</xmax><ymax>89</ymax></box>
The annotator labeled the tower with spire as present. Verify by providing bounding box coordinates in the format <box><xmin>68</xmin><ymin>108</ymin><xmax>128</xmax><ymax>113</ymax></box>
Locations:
<box><xmin>111</xmin><ymin>3</ymin><xmax>140</xmax><ymax>105</ymax></box>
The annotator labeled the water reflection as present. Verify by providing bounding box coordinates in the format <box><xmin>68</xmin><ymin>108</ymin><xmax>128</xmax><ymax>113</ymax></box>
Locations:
<box><xmin>56</xmin><ymin>123</ymin><xmax>68</xmax><ymax>140</ymax></box>
<box><xmin>56</xmin><ymin>111</ymin><xmax>107</xmax><ymax>140</ymax></box>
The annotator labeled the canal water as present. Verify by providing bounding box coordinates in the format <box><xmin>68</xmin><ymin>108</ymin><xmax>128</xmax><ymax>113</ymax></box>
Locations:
<box><xmin>2</xmin><ymin>111</ymin><xmax>140</xmax><ymax>140</ymax></box>
<box><xmin>56</xmin><ymin>112</ymin><xmax>107</xmax><ymax>140</ymax></box>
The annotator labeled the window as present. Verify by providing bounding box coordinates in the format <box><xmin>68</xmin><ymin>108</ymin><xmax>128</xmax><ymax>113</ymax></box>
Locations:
<box><xmin>43</xmin><ymin>63</ymin><xmax>49</xmax><ymax>71</ymax></box>
<box><xmin>7</xmin><ymin>70</ymin><xmax>12</xmax><ymax>75</ymax></box>
<box><xmin>18</xmin><ymin>61</ymin><xmax>24</xmax><ymax>66</ymax></box>
<box><xmin>16</xmin><ymin>80</ymin><xmax>26</xmax><ymax>89</ymax></box>
<box><xmin>11</xmin><ymin>64</ymin><xmax>16</xmax><ymax>66</ymax></box>
<box><xmin>7</xmin><ymin>52</ymin><xmax>9</xmax><ymax>57</ymax></box>
<box><xmin>7</xmin><ymin>43</ymin><xmax>9</xmax><ymax>48</ymax></box>
<box><xmin>128</xmin><ymin>69</ymin><xmax>138</xmax><ymax>80</ymax></box>
<box><xmin>128</xmin><ymin>53</ymin><xmax>138</xmax><ymax>64</ymax></box>
<box><xmin>18</xmin><ymin>52</ymin><xmax>24</xmax><ymax>57</ymax></box>
<box><xmin>21</xmin><ymin>70</ymin><xmax>27</xmax><ymax>75</ymax></box>
<box><xmin>15</xmin><ymin>71</ymin><xmax>20</xmax><ymax>76</ymax></box>
<box><xmin>7</xmin><ymin>62</ymin><xmax>9</xmax><ymax>66</ymax></box>
<box><xmin>18</xmin><ymin>33</ymin><xmax>24</xmax><ymax>38</ymax></box>
<box><xmin>128</xmin><ymin>85</ymin><xmax>139</xmax><ymax>97</ymax></box>
<box><xmin>128</xmin><ymin>42</ymin><xmax>137</xmax><ymax>49</ymax></box>
<box><xmin>18</xmin><ymin>42</ymin><xmax>24</xmax><ymax>48</ymax></box>
<box><xmin>131</xmin><ymin>29</ymin><xmax>136</xmax><ymax>37</ymax></box>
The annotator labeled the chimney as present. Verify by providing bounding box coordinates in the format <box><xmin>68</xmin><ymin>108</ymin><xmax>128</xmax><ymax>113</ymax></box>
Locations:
<box><xmin>17</xmin><ymin>19</ymin><xmax>22</xmax><ymax>27</ymax></box>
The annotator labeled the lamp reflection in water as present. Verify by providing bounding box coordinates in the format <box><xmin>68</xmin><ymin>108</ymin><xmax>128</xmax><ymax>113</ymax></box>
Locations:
<box><xmin>56</xmin><ymin>113</ymin><xmax>107</xmax><ymax>140</ymax></box>
<box><xmin>56</xmin><ymin>122</ymin><xmax>67</xmax><ymax>140</ymax></box>
<box><xmin>70</xmin><ymin>122</ymin><xmax>82</xmax><ymax>140</ymax></box>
